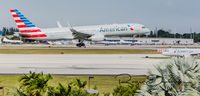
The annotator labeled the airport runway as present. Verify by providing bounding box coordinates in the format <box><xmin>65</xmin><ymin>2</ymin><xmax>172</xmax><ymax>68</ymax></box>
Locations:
<box><xmin>0</xmin><ymin>54</ymin><xmax>166</xmax><ymax>75</ymax></box>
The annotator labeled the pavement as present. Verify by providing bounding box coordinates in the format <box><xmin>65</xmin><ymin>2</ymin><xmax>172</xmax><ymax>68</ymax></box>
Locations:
<box><xmin>0</xmin><ymin>54</ymin><xmax>166</xmax><ymax>75</ymax></box>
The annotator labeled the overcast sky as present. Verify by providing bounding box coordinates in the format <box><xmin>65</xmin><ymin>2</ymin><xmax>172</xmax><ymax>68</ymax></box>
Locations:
<box><xmin>0</xmin><ymin>0</ymin><xmax>199</xmax><ymax>33</ymax></box>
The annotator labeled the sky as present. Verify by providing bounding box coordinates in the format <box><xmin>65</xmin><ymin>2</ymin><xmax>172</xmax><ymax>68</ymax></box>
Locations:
<box><xmin>0</xmin><ymin>0</ymin><xmax>199</xmax><ymax>33</ymax></box>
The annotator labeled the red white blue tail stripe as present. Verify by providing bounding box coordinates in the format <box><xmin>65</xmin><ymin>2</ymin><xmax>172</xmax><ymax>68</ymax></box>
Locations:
<box><xmin>10</xmin><ymin>9</ymin><xmax>47</xmax><ymax>38</ymax></box>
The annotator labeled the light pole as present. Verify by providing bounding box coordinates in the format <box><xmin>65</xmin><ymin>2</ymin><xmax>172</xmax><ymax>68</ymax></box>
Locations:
<box><xmin>88</xmin><ymin>76</ymin><xmax>94</xmax><ymax>89</ymax></box>
<box><xmin>86</xmin><ymin>76</ymin><xmax>97</xmax><ymax>96</ymax></box>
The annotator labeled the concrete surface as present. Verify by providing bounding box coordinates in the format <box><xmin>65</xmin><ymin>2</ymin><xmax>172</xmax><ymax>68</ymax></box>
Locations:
<box><xmin>0</xmin><ymin>54</ymin><xmax>166</xmax><ymax>75</ymax></box>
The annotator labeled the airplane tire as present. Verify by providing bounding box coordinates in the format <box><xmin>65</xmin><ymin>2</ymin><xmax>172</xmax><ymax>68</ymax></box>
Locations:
<box><xmin>76</xmin><ymin>43</ymin><xmax>85</xmax><ymax>47</ymax></box>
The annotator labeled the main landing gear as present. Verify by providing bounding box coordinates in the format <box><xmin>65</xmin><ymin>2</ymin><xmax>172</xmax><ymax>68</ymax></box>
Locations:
<box><xmin>76</xmin><ymin>42</ymin><xmax>85</xmax><ymax>47</ymax></box>
<box><xmin>76</xmin><ymin>39</ymin><xmax>86</xmax><ymax>48</ymax></box>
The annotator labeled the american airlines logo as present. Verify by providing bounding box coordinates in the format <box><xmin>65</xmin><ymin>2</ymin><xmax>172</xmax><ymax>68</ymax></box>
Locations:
<box><xmin>99</xmin><ymin>27</ymin><xmax>128</xmax><ymax>32</ymax></box>
<box><xmin>176</xmin><ymin>50</ymin><xmax>193</xmax><ymax>53</ymax></box>
<box><xmin>127</xmin><ymin>25</ymin><xmax>134</xmax><ymax>30</ymax></box>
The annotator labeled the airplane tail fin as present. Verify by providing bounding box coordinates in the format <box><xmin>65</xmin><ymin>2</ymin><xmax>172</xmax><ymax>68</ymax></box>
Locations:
<box><xmin>10</xmin><ymin>9</ymin><xmax>47</xmax><ymax>38</ymax></box>
<box><xmin>10</xmin><ymin>9</ymin><xmax>42</xmax><ymax>33</ymax></box>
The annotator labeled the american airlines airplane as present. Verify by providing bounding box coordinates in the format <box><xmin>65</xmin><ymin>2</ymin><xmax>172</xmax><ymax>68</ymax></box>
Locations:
<box><xmin>159</xmin><ymin>48</ymin><xmax>200</xmax><ymax>57</ymax></box>
<box><xmin>119</xmin><ymin>40</ymin><xmax>134</xmax><ymax>45</ymax></box>
<box><xmin>10</xmin><ymin>9</ymin><xmax>150</xmax><ymax>47</ymax></box>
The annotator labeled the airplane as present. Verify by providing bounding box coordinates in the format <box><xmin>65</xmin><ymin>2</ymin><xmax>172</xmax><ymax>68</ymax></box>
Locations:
<box><xmin>133</xmin><ymin>41</ymin><xmax>144</xmax><ymax>45</ymax></box>
<box><xmin>157</xmin><ymin>41</ymin><xmax>200</xmax><ymax>57</ymax></box>
<box><xmin>10</xmin><ymin>9</ymin><xmax>150</xmax><ymax>47</ymax></box>
<box><xmin>2</xmin><ymin>37</ymin><xmax>23</xmax><ymax>44</ymax></box>
<box><xmin>159</xmin><ymin>48</ymin><xmax>200</xmax><ymax>57</ymax></box>
<box><xmin>94</xmin><ymin>40</ymin><xmax>118</xmax><ymax>46</ymax></box>
<box><xmin>119</xmin><ymin>40</ymin><xmax>134</xmax><ymax>45</ymax></box>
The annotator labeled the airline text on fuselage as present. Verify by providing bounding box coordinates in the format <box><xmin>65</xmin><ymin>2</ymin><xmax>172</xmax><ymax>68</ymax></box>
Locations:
<box><xmin>99</xmin><ymin>27</ymin><xmax>128</xmax><ymax>32</ymax></box>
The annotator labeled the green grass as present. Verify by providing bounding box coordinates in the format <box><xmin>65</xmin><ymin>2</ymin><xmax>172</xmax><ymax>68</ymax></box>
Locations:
<box><xmin>0</xmin><ymin>49</ymin><xmax>158</xmax><ymax>54</ymax></box>
<box><xmin>0</xmin><ymin>75</ymin><xmax>146</xmax><ymax>96</ymax></box>
<box><xmin>195</xmin><ymin>57</ymin><xmax>200</xmax><ymax>59</ymax></box>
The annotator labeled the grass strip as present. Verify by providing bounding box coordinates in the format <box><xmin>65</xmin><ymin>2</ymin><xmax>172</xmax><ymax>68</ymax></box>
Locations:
<box><xmin>0</xmin><ymin>75</ymin><xmax>146</xmax><ymax>95</ymax></box>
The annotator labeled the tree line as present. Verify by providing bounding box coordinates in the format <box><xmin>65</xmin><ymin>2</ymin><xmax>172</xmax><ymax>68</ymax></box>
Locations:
<box><xmin>0</xmin><ymin>27</ymin><xmax>19</xmax><ymax>36</ymax></box>
<box><xmin>147</xmin><ymin>29</ymin><xmax>200</xmax><ymax>42</ymax></box>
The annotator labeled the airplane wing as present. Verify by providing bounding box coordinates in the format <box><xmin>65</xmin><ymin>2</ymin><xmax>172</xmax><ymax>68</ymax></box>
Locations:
<box><xmin>70</xmin><ymin>28</ymin><xmax>92</xmax><ymax>39</ymax></box>
<box><xmin>68</xmin><ymin>23</ymin><xmax>92</xmax><ymax>39</ymax></box>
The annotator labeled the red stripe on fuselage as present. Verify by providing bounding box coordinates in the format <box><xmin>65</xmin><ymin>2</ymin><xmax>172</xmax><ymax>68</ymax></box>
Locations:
<box><xmin>20</xmin><ymin>29</ymin><xmax>41</xmax><ymax>33</ymax></box>
<box><xmin>22</xmin><ymin>34</ymin><xmax>47</xmax><ymax>38</ymax></box>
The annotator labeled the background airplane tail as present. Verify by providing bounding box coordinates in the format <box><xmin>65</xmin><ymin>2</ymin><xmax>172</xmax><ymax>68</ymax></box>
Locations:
<box><xmin>10</xmin><ymin>9</ymin><xmax>41</xmax><ymax>33</ymax></box>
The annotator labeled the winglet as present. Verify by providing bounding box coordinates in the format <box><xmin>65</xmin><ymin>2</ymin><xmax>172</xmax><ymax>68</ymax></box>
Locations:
<box><xmin>67</xmin><ymin>22</ymin><xmax>73</xmax><ymax>29</ymax></box>
<box><xmin>56</xmin><ymin>21</ymin><xmax>62</xmax><ymax>28</ymax></box>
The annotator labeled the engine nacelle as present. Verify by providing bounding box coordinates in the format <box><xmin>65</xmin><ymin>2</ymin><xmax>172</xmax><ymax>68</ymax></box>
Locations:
<box><xmin>89</xmin><ymin>34</ymin><xmax>104</xmax><ymax>41</ymax></box>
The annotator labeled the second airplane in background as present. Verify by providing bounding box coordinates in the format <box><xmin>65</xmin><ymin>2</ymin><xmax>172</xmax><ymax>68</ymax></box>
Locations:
<box><xmin>10</xmin><ymin>9</ymin><xmax>150</xmax><ymax>47</ymax></box>
<box><xmin>161</xmin><ymin>48</ymin><xmax>200</xmax><ymax>57</ymax></box>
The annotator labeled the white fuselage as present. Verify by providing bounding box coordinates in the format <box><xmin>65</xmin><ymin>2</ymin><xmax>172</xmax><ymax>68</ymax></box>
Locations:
<box><xmin>162</xmin><ymin>48</ymin><xmax>200</xmax><ymax>57</ymax></box>
<box><xmin>26</xmin><ymin>23</ymin><xmax>150</xmax><ymax>40</ymax></box>
<box><xmin>3</xmin><ymin>37</ymin><xmax>23</xmax><ymax>44</ymax></box>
